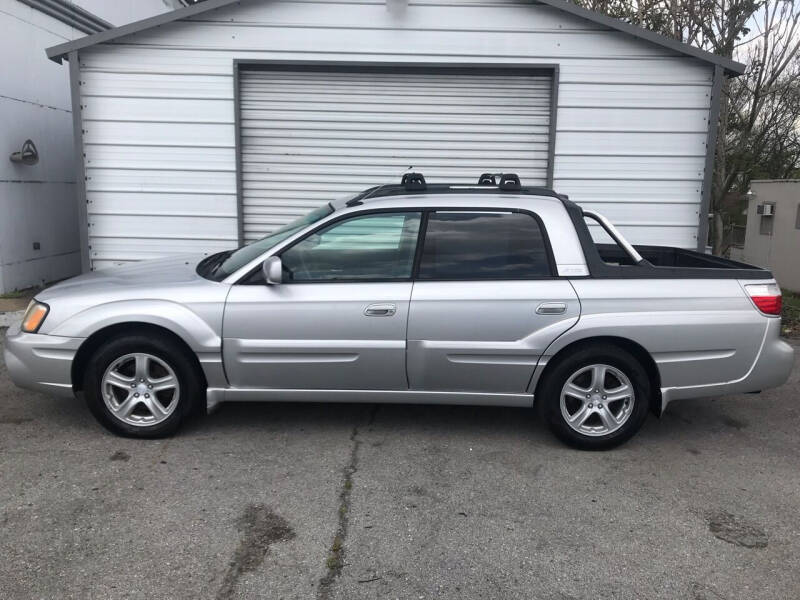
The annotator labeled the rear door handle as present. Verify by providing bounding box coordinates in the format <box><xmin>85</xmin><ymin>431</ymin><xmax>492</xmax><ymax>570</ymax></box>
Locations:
<box><xmin>364</xmin><ymin>303</ymin><xmax>397</xmax><ymax>317</ymax></box>
<box><xmin>536</xmin><ymin>302</ymin><xmax>567</xmax><ymax>315</ymax></box>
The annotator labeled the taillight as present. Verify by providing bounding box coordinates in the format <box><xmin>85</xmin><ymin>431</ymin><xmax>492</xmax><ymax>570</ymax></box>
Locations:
<box><xmin>745</xmin><ymin>283</ymin><xmax>782</xmax><ymax>316</ymax></box>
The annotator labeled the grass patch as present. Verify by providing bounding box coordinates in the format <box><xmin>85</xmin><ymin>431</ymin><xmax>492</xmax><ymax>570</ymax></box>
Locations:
<box><xmin>0</xmin><ymin>290</ymin><xmax>30</xmax><ymax>300</ymax></box>
<box><xmin>0</xmin><ymin>286</ymin><xmax>40</xmax><ymax>300</ymax></box>
<box><xmin>782</xmin><ymin>289</ymin><xmax>800</xmax><ymax>338</ymax></box>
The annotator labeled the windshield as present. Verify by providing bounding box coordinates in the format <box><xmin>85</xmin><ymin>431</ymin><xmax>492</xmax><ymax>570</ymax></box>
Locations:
<box><xmin>198</xmin><ymin>203</ymin><xmax>334</xmax><ymax>281</ymax></box>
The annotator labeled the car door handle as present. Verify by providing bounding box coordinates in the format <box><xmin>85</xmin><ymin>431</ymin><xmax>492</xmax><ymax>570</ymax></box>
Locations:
<box><xmin>536</xmin><ymin>302</ymin><xmax>567</xmax><ymax>315</ymax></box>
<box><xmin>364</xmin><ymin>303</ymin><xmax>397</xmax><ymax>317</ymax></box>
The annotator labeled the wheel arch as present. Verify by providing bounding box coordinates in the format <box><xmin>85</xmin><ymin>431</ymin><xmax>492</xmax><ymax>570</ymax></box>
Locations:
<box><xmin>534</xmin><ymin>336</ymin><xmax>663</xmax><ymax>416</ymax></box>
<box><xmin>72</xmin><ymin>322</ymin><xmax>207</xmax><ymax>393</ymax></box>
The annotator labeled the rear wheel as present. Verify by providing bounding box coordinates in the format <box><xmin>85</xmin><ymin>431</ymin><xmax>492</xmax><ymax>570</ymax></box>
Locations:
<box><xmin>83</xmin><ymin>334</ymin><xmax>202</xmax><ymax>438</ymax></box>
<box><xmin>538</xmin><ymin>344</ymin><xmax>651</xmax><ymax>450</ymax></box>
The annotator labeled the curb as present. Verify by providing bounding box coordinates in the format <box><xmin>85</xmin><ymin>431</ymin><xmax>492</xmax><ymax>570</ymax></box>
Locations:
<box><xmin>0</xmin><ymin>311</ymin><xmax>24</xmax><ymax>328</ymax></box>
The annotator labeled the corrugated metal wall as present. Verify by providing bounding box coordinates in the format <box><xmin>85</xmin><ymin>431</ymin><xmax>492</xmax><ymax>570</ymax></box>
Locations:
<box><xmin>239</xmin><ymin>68</ymin><xmax>552</xmax><ymax>242</ymax></box>
<box><xmin>76</xmin><ymin>0</ymin><xmax>714</xmax><ymax>269</ymax></box>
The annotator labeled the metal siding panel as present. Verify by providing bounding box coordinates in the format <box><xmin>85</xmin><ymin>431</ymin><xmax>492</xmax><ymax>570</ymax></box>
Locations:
<box><xmin>554</xmin><ymin>156</ymin><xmax>704</xmax><ymax>181</ymax></box>
<box><xmin>86</xmin><ymin>168</ymin><xmax>236</xmax><ymax>193</ymax></box>
<box><xmin>82</xmin><ymin>97</ymin><xmax>234</xmax><ymax>123</ymax></box>
<box><xmin>239</xmin><ymin>68</ymin><xmax>552</xmax><ymax>241</ymax></box>
<box><xmin>557</xmin><ymin>107</ymin><xmax>709</xmax><ymax>133</ymax></box>
<box><xmin>80</xmin><ymin>71</ymin><xmax>235</xmax><ymax>99</ymax></box>
<box><xmin>554</xmin><ymin>179</ymin><xmax>703</xmax><ymax>204</ymax></box>
<box><xmin>127</xmin><ymin>22</ymin><xmax>676</xmax><ymax>59</ymax></box>
<box><xmin>201</xmin><ymin>2</ymin><xmax>608</xmax><ymax>31</ymax></box>
<box><xmin>80</xmin><ymin>48</ymin><xmax>715</xmax><ymax>83</ymax></box>
<box><xmin>82</xmin><ymin>121</ymin><xmax>234</xmax><ymax>147</ymax></box>
<box><xmin>578</xmin><ymin>202</ymin><xmax>700</xmax><ymax>227</ymax></box>
<box><xmin>555</xmin><ymin>132</ymin><xmax>707</xmax><ymax>157</ymax></box>
<box><xmin>558</xmin><ymin>83</ymin><xmax>712</xmax><ymax>109</ymax></box>
<box><xmin>84</xmin><ymin>145</ymin><xmax>236</xmax><ymax>171</ymax></box>
<box><xmin>87</xmin><ymin>192</ymin><xmax>237</xmax><ymax>217</ymax></box>
<box><xmin>587</xmin><ymin>225</ymin><xmax>699</xmax><ymax>247</ymax></box>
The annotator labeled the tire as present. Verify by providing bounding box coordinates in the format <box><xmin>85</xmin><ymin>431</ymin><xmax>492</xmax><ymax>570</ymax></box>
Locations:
<box><xmin>83</xmin><ymin>334</ymin><xmax>203</xmax><ymax>438</ymax></box>
<box><xmin>537</xmin><ymin>343</ymin><xmax>651</xmax><ymax>450</ymax></box>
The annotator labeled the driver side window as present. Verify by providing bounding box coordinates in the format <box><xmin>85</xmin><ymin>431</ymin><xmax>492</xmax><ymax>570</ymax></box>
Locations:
<box><xmin>281</xmin><ymin>212</ymin><xmax>421</xmax><ymax>282</ymax></box>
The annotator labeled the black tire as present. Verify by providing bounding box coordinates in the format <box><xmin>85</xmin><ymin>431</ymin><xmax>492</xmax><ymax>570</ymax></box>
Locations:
<box><xmin>83</xmin><ymin>334</ymin><xmax>203</xmax><ymax>438</ymax></box>
<box><xmin>537</xmin><ymin>343</ymin><xmax>651</xmax><ymax>450</ymax></box>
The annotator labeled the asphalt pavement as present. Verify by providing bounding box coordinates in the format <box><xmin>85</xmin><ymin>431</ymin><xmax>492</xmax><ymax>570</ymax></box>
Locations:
<box><xmin>1</xmin><ymin>332</ymin><xmax>798</xmax><ymax>600</ymax></box>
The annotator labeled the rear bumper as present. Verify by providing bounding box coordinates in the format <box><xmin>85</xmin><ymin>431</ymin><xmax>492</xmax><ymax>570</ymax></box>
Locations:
<box><xmin>3</xmin><ymin>323</ymin><xmax>83</xmax><ymax>398</ymax></box>
<box><xmin>661</xmin><ymin>317</ymin><xmax>794</xmax><ymax>408</ymax></box>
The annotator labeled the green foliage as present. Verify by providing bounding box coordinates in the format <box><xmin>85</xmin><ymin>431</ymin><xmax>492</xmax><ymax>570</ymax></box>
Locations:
<box><xmin>783</xmin><ymin>290</ymin><xmax>800</xmax><ymax>338</ymax></box>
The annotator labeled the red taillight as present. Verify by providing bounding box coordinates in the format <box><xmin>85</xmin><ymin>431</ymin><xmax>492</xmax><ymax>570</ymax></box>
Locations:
<box><xmin>745</xmin><ymin>283</ymin><xmax>782</xmax><ymax>316</ymax></box>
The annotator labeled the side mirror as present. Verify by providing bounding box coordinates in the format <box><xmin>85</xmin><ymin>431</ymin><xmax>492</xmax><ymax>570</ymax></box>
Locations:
<box><xmin>262</xmin><ymin>256</ymin><xmax>282</xmax><ymax>285</ymax></box>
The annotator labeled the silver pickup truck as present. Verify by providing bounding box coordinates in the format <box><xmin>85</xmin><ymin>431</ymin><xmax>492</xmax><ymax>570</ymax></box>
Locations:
<box><xmin>4</xmin><ymin>173</ymin><xmax>794</xmax><ymax>449</ymax></box>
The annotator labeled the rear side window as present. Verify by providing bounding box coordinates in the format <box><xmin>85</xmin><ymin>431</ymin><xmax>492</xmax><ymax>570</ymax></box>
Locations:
<box><xmin>417</xmin><ymin>211</ymin><xmax>551</xmax><ymax>280</ymax></box>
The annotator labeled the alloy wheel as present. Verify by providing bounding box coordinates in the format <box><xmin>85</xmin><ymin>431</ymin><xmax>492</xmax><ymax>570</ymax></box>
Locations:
<box><xmin>101</xmin><ymin>353</ymin><xmax>180</xmax><ymax>427</ymax></box>
<box><xmin>559</xmin><ymin>363</ymin><xmax>635</xmax><ymax>437</ymax></box>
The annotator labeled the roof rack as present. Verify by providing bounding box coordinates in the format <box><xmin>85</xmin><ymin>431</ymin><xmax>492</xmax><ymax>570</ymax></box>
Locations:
<box><xmin>401</xmin><ymin>172</ymin><xmax>427</xmax><ymax>191</ymax></box>
<box><xmin>346</xmin><ymin>172</ymin><xmax>567</xmax><ymax>206</ymax></box>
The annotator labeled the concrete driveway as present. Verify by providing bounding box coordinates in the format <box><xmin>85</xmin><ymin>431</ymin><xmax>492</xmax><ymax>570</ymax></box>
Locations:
<box><xmin>1</xmin><ymin>333</ymin><xmax>798</xmax><ymax>600</ymax></box>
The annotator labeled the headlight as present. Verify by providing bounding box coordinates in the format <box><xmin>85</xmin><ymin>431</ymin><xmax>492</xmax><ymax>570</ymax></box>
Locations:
<box><xmin>21</xmin><ymin>300</ymin><xmax>49</xmax><ymax>333</ymax></box>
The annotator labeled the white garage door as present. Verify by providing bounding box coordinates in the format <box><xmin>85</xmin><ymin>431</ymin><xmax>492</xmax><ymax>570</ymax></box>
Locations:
<box><xmin>238</xmin><ymin>68</ymin><xmax>553</xmax><ymax>242</ymax></box>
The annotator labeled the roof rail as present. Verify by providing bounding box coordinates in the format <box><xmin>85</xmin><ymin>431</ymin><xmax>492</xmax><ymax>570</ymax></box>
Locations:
<box><xmin>344</xmin><ymin>172</ymin><xmax>568</xmax><ymax>206</ymax></box>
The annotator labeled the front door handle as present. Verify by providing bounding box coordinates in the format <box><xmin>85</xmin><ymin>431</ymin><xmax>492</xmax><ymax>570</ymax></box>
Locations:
<box><xmin>364</xmin><ymin>303</ymin><xmax>397</xmax><ymax>317</ymax></box>
<box><xmin>536</xmin><ymin>302</ymin><xmax>567</xmax><ymax>315</ymax></box>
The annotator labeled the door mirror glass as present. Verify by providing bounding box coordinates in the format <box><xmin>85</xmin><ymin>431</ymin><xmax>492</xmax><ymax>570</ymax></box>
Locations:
<box><xmin>262</xmin><ymin>256</ymin><xmax>282</xmax><ymax>284</ymax></box>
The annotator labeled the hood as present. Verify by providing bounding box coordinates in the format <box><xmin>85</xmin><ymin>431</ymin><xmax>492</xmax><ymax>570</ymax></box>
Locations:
<box><xmin>33</xmin><ymin>254</ymin><xmax>229</xmax><ymax>336</ymax></box>
<box><xmin>39</xmin><ymin>254</ymin><xmax>208</xmax><ymax>301</ymax></box>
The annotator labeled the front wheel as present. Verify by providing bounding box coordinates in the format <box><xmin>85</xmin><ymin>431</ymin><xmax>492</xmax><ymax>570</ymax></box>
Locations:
<box><xmin>83</xmin><ymin>334</ymin><xmax>202</xmax><ymax>438</ymax></box>
<box><xmin>538</xmin><ymin>344</ymin><xmax>651</xmax><ymax>450</ymax></box>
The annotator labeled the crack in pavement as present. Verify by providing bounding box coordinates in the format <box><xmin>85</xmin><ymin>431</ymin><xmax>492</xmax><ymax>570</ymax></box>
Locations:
<box><xmin>317</xmin><ymin>404</ymin><xmax>379</xmax><ymax>600</ymax></box>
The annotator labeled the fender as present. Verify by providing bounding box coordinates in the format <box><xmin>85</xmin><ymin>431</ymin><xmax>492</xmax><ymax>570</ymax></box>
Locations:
<box><xmin>47</xmin><ymin>299</ymin><xmax>222</xmax><ymax>355</ymax></box>
<box><xmin>530</xmin><ymin>309</ymin><xmax>766</xmax><ymax>393</ymax></box>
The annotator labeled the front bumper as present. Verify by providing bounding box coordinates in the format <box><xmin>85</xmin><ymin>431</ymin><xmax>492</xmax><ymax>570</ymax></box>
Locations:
<box><xmin>3</xmin><ymin>322</ymin><xmax>83</xmax><ymax>398</ymax></box>
<box><xmin>661</xmin><ymin>317</ymin><xmax>795</xmax><ymax>408</ymax></box>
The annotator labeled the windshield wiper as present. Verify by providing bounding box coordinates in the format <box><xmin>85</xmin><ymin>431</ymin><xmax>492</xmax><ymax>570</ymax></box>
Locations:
<box><xmin>198</xmin><ymin>249</ymin><xmax>235</xmax><ymax>279</ymax></box>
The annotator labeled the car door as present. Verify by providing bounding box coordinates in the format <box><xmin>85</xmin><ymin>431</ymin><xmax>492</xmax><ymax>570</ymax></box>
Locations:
<box><xmin>223</xmin><ymin>211</ymin><xmax>422</xmax><ymax>390</ymax></box>
<box><xmin>406</xmin><ymin>210</ymin><xmax>580</xmax><ymax>394</ymax></box>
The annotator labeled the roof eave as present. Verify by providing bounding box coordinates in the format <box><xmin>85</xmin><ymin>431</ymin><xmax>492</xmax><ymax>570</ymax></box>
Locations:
<box><xmin>46</xmin><ymin>0</ymin><xmax>746</xmax><ymax>76</ymax></box>
<box><xmin>536</xmin><ymin>0</ymin><xmax>745</xmax><ymax>75</ymax></box>
<box><xmin>20</xmin><ymin>0</ymin><xmax>111</xmax><ymax>36</ymax></box>
<box><xmin>47</xmin><ymin>0</ymin><xmax>243</xmax><ymax>63</ymax></box>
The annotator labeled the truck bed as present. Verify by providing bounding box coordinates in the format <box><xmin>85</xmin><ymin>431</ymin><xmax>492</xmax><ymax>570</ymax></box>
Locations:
<box><xmin>593</xmin><ymin>244</ymin><xmax>772</xmax><ymax>279</ymax></box>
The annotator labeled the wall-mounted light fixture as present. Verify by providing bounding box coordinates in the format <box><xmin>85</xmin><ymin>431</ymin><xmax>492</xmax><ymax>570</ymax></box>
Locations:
<box><xmin>9</xmin><ymin>139</ymin><xmax>39</xmax><ymax>166</ymax></box>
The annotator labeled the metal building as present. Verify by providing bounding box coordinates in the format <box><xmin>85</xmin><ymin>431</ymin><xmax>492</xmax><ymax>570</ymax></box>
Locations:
<box><xmin>0</xmin><ymin>0</ymin><xmax>109</xmax><ymax>293</ymax></box>
<box><xmin>47</xmin><ymin>0</ymin><xmax>743</xmax><ymax>271</ymax></box>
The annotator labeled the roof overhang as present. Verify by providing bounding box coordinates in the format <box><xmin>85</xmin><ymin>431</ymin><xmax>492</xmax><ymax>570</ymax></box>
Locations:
<box><xmin>20</xmin><ymin>0</ymin><xmax>111</xmax><ymax>35</ymax></box>
<box><xmin>45</xmin><ymin>0</ymin><xmax>746</xmax><ymax>76</ymax></box>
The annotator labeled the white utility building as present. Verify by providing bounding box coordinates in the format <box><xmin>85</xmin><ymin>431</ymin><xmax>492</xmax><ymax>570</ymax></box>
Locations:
<box><xmin>46</xmin><ymin>0</ymin><xmax>744</xmax><ymax>271</ymax></box>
